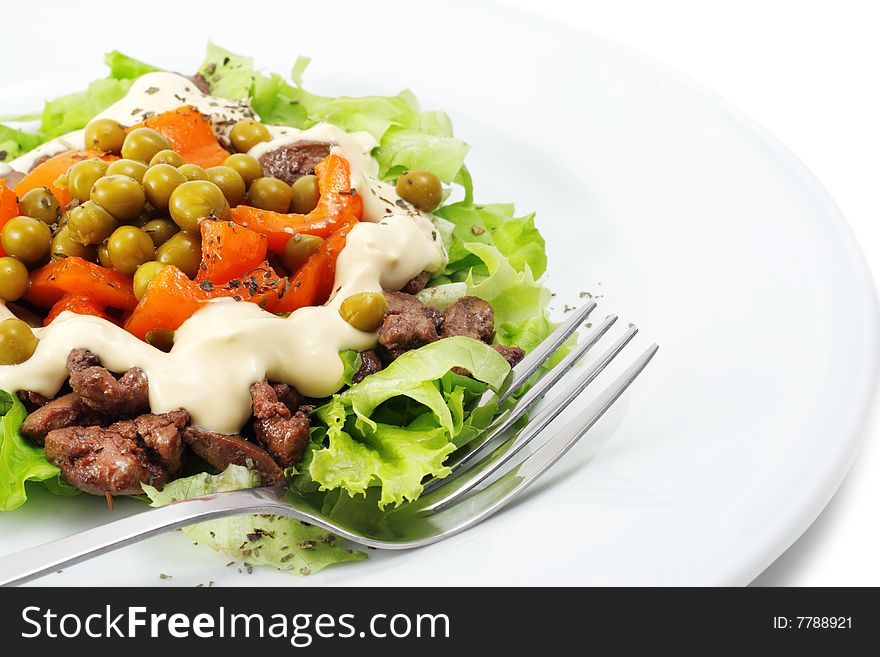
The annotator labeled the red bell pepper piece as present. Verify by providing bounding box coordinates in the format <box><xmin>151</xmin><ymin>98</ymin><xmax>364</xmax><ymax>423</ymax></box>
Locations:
<box><xmin>195</xmin><ymin>220</ymin><xmax>268</xmax><ymax>285</ymax></box>
<box><xmin>0</xmin><ymin>179</ymin><xmax>20</xmax><ymax>257</ymax></box>
<box><xmin>229</xmin><ymin>153</ymin><xmax>362</xmax><ymax>251</ymax></box>
<box><xmin>134</xmin><ymin>106</ymin><xmax>230</xmax><ymax>168</ymax></box>
<box><xmin>124</xmin><ymin>262</ymin><xmax>287</xmax><ymax>340</ymax></box>
<box><xmin>14</xmin><ymin>149</ymin><xmax>117</xmax><ymax>207</ymax></box>
<box><xmin>269</xmin><ymin>215</ymin><xmax>358</xmax><ymax>314</ymax></box>
<box><xmin>44</xmin><ymin>294</ymin><xmax>112</xmax><ymax>325</ymax></box>
<box><xmin>26</xmin><ymin>257</ymin><xmax>137</xmax><ymax>311</ymax></box>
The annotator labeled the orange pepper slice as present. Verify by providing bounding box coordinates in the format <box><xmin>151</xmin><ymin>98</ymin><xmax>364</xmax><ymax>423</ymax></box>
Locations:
<box><xmin>124</xmin><ymin>262</ymin><xmax>287</xmax><ymax>340</ymax></box>
<box><xmin>229</xmin><ymin>153</ymin><xmax>362</xmax><ymax>251</ymax></box>
<box><xmin>268</xmin><ymin>215</ymin><xmax>358</xmax><ymax>314</ymax></box>
<box><xmin>44</xmin><ymin>294</ymin><xmax>113</xmax><ymax>326</ymax></box>
<box><xmin>0</xmin><ymin>179</ymin><xmax>20</xmax><ymax>257</ymax></box>
<box><xmin>14</xmin><ymin>149</ymin><xmax>117</xmax><ymax>207</ymax></box>
<box><xmin>195</xmin><ymin>220</ymin><xmax>268</xmax><ymax>285</ymax></box>
<box><xmin>26</xmin><ymin>257</ymin><xmax>137</xmax><ymax>311</ymax></box>
<box><xmin>133</xmin><ymin>106</ymin><xmax>230</xmax><ymax>168</ymax></box>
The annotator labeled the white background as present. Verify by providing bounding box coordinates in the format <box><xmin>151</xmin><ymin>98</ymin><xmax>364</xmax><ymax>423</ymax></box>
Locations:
<box><xmin>501</xmin><ymin>0</ymin><xmax>880</xmax><ymax>585</ymax></box>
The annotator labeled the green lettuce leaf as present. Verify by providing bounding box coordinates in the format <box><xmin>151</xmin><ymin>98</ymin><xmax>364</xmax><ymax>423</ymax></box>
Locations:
<box><xmin>104</xmin><ymin>51</ymin><xmax>159</xmax><ymax>80</ymax></box>
<box><xmin>1</xmin><ymin>51</ymin><xmax>156</xmax><ymax>159</ymax></box>
<box><xmin>199</xmin><ymin>44</ymin><xmax>470</xmax><ymax>184</ymax></box>
<box><xmin>40</xmin><ymin>53</ymin><xmax>156</xmax><ymax>140</ymax></box>
<box><xmin>0</xmin><ymin>389</ymin><xmax>76</xmax><ymax>511</ymax></box>
<box><xmin>376</xmin><ymin>127</ymin><xmax>470</xmax><ymax>183</ymax></box>
<box><xmin>40</xmin><ymin>79</ymin><xmax>133</xmax><ymax>139</ymax></box>
<box><xmin>436</xmin><ymin>202</ymin><xmax>547</xmax><ymax>278</ymax></box>
<box><xmin>197</xmin><ymin>42</ymin><xmax>254</xmax><ymax>101</ymax></box>
<box><xmin>322</xmin><ymin>336</ymin><xmax>508</xmax><ymax>434</ymax></box>
<box><xmin>463</xmin><ymin>242</ymin><xmax>557</xmax><ymax>356</ymax></box>
<box><xmin>142</xmin><ymin>464</ymin><xmax>364</xmax><ymax>575</ymax></box>
<box><xmin>309</xmin><ymin>337</ymin><xmax>510</xmax><ymax>507</ymax></box>
<box><xmin>0</xmin><ymin>126</ymin><xmax>43</xmax><ymax>163</ymax></box>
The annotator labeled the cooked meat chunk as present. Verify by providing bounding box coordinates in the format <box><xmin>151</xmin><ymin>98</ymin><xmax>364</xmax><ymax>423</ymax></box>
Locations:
<box><xmin>401</xmin><ymin>271</ymin><xmax>431</xmax><ymax>295</ymax></box>
<box><xmin>250</xmin><ymin>380</ymin><xmax>310</xmax><ymax>468</ymax></box>
<box><xmin>183</xmin><ymin>426</ymin><xmax>284</xmax><ymax>486</ymax></box>
<box><xmin>383</xmin><ymin>290</ymin><xmax>442</xmax><ymax>325</ymax></box>
<box><xmin>3</xmin><ymin>170</ymin><xmax>25</xmax><ymax>189</ymax></box>
<box><xmin>187</xmin><ymin>72</ymin><xmax>212</xmax><ymax>94</ymax></box>
<box><xmin>17</xmin><ymin>390</ymin><xmax>50</xmax><ymax>410</ymax></box>
<box><xmin>45</xmin><ymin>430</ymin><xmax>160</xmax><ymax>496</ymax></box>
<box><xmin>258</xmin><ymin>141</ymin><xmax>332</xmax><ymax>185</ymax></box>
<box><xmin>20</xmin><ymin>393</ymin><xmax>105</xmax><ymax>445</ymax></box>
<box><xmin>43</xmin><ymin>409</ymin><xmax>187</xmax><ymax>496</ymax></box>
<box><xmin>492</xmin><ymin>344</ymin><xmax>526</xmax><ymax>368</ymax></box>
<box><xmin>132</xmin><ymin>409</ymin><xmax>189</xmax><ymax>474</ymax></box>
<box><xmin>28</xmin><ymin>153</ymin><xmax>54</xmax><ymax>172</ymax></box>
<box><xmin>67</xmin><ymin>348</ymin><xmax>149</xmax><ymax>417</ymax></box>
<box><xmin>352</xmin><ymin>350</ymin><xmax>383</xmax><ymax>384</ymax></box>
<box><xmin>270</xmin><ymin>382</ymin><xmax>304</xmax><ymax>414</ymax></box>
<box><xmin>378</xmin><ymin>291</ymin><xmax>442</xmax><ymax>358</ymax></box>
<box><xmin>440</xmin><ymin>296</ymin><xmax>494</xmax><ymax>342</ymax></box>
<box><xmin>67</xmin><ymin>348</ymin><xmax>99</xmax><ymax>371</ymax></box>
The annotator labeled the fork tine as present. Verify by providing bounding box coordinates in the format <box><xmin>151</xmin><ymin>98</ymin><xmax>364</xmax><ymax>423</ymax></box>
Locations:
<box><xmin>423</xmin><ymin>314</ymin><xmax>619</xmax><ymax>493</ymax></box>
<box><xmin>418</xmin><ymin>344</ymin><xmax>659</xmax><ymax>533</ymax></box>
<box><xmin>499</xmin><ymin>300</ymin><xmax>596</xmax><ymax>403</ymax></box>
<box><xmin>420</xmin><ymin>326</ymin><xmax>640</xmax><ymax>513</ymax></box>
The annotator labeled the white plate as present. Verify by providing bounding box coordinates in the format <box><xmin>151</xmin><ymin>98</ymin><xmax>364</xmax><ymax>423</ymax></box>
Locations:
<box><xmin>1</xmin><ymin>0</ymin><xmax>877</xmax><ymax>586</ymax></box>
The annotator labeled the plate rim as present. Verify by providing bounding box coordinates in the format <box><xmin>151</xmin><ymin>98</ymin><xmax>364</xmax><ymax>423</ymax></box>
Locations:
<box><xmin>451</xmin><ymin>0</ymin><xmax>880</xmax><ymax>585</ymax></box>
<box><xmin>2</xmin><ymin>0</ymin><xmax>878</xmax><ymax>586</ymax></box>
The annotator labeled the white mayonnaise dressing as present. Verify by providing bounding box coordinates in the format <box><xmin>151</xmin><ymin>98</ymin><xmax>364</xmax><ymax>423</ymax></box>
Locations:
<box><xmin>0</xmin><ymin>74</ymin><xmax>447</xmax><ymax>433</ymax></box>
<box><xmin>6</xmin><ymin>72</ymin><xmax>254</xmax><ymax>173</ymax></box>
<box><xmin>252</xmin><ymin>125</ymin><xmax>438</xmax><ymax>224</ymax></box>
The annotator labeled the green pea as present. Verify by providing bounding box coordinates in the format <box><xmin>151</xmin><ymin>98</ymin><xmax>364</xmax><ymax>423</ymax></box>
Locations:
<box><xmin>105</xmin><ymin>159</ymin><xmax>149</xmax><ymax>183</ymax></box>
<box><xmin>155</xmin><ymin>231</ymin><xmax>201</xmax><ymax>278</ymax></box>
<box><xmin>339</xmin><ymin>292</ymin><xmax>388</xmax><ymax>332</ymax></box>
<box><xmin>51</xmin><ymin>226</ymin><xmax>98</xmax><ymax>262</ymax></box>
<box><xmin>395</xmin><ymin>169</ymin><xmax>442</xmax><ymax>212</ymax></box>
<box><xmin>289</xmin><ymin>174</ymin><xmax>320</xmax><ymax>214</ymax></box>
<box><xmin>0</xmin><ymin>318</ymin><xmax>39</xmax><ymax>365</ymax></box>
<box><xmin>133</xmin><ymin>261</ymin><xmax>168</xmax><ymax>300</ymax></box>
<box><xmin>247</xmin><ymin>177</ymin><xmax>291</xmax><ymax>213</ymax></box>
<box><xmin>18</xmin><ymin>187</ymin><xmax>61</xmax><ymax>225</ymax></box>
<box><xmin>90</xmin><ymin>175</ymin><xmax>146</xmax><ymax>222</ymax></box>
<box><xmin>121</xmin><ymin>210</ymin><xmax>152</xmax><ymax>228</ymax></box>
<box><xmin>145</xmin><ymin>329</ymin><xmax>175</xmax><ymax>352</ymax></box>
<box><xmin>84</xmin><ymin>118</ymin><xmax>126</xmax><ymax>154</ymax></box>
<box><xmin>107</xmin><ymin>226</ymin><xmax>155</xmax><ymax>276</ymax></box>
<box><xmin>282</xmin><ymin>233</ymin><xmax>323</xmax><ymax>272</ymax></box>
<box><xmin>142</xmin><ymin>218</ymin><xmax>179</xmax><ymax>248</ymax></box>
<box><xmin>0</xmin><ymin>256</ymin><xmax>29</xmax><ymax>301</ymax></box>
<box><xmin>121</xmin><ymin>128</ymin><xmax>171</xmax><ymax>163</ymax></box>
<box><xmin>230</xmin><ymin>119</ymin><xmax>271</xmax><ymax>153</ymax></box>
<box><xmin>168</xmin><ymin>180</ymin><xmax>229</xmax><ymax>232</ymax></box>
<box><xmin>98</xmin><ymin>241</ymin><xmax>112</xmax><ymax>268</ymax></box>
<box><xmin>205</xmin><ymin>166</ymin><xmax>246</xmax><ymax>206</ymax></box>
<box><xmin>143</xmin><ymin>163</ymin><xmax>186</xmax><ymax>210</ymax></box>
<box><xmin>67</xmin><ymin>201</ymin><xmax>118</xmax><ymax>246</ymax></box>
<box><xmin>178</xmin><ymin>163</ymin><xmax>209</xmax><ymax>181</ymax></box>
<box><xmin>223</xmin><ymin>153</ymin><xmax>263</xmax><ymax>187</ymax></box>
<box><xmin>66</xmin><ymin>159</ymin><xmax>109</xmax><ymax>203</ymax></box>
<box><xmin>149</xmin><ymin>149</ymin><xmax>185</xmax><ymax>168</ymax></box>
<box><xmin>1</xmin><ymin>216</ymin><xmax>51</xmax><ymax>264</ymax></box>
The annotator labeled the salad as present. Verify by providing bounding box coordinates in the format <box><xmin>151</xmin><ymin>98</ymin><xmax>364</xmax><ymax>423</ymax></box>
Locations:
<box><xmin>0</xmin><ymin>44</ymin><xmax>564</xmax><ymax>576</ymax></box>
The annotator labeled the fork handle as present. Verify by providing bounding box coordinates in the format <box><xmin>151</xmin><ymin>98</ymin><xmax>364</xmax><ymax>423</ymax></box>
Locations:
<box><xmin>0</xmin><ymin>488</ymin><xmax>290</xmax><ymax>587</ymax></box>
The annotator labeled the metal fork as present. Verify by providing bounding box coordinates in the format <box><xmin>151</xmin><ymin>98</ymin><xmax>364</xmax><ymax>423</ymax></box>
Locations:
<box><xmin>0</xmin><ymin>302</ymin><xmax>657</xmax><ymax>586</ymax></box>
